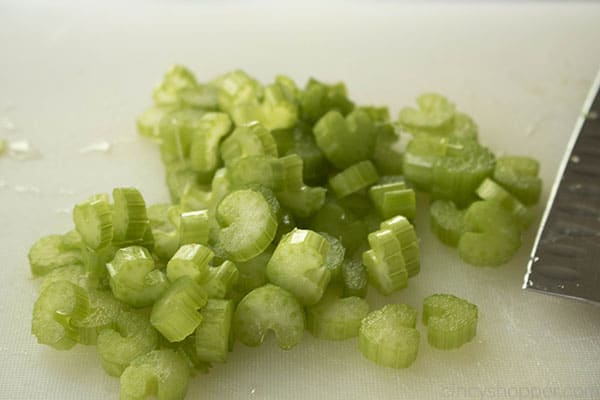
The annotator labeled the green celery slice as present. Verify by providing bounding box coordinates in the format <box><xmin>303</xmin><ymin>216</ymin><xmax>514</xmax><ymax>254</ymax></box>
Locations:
<box><xmin>152</xmin><ymin>65</ymin><xmax>197</xmax><ymax>106</ymax></box>
<box><xmin>216</xmin><ymin>189</ymin><xmax>278</xmax><ymax>262</ymax></box>
<box><xmin>359</xmin><ymin>304</ymin><xmax>420</xmax><ymax>369</ymax></box>
<box><xmin>112</xmin><ymin>188</ymin><xmax>149</xmax><ymax>245</ymax></box>
<box><xmin>232</xmin><ymin>83</ymin><xmax>299</xmax><ymax>130</ymax></box>
<box><xmin>220</xmin><ymin>122</ymin><xmax>278</xmax><ymax>166</ymax></box>
<box><xmin>357</xmin><ymin>106</ymin><xmax>390</xmax><ymax>123</ymax></box>
<box><xmin>430</xmin><ymin>200</ymin><xmax>465</xmax><ymax>248</ymax></box>
<box><xmin>28</xmin><ymin>234</ymin><xmax>83</xmax><ymax>277</ymax></box>
<box><xmin>232</xmin><ymin>246</ymin><xmax>273</xmax><ymax>299</ymax></box>
<box><xmin>299</xmin><ymin>78</ymin><xmax>354</xmax><ymax>123</ymax></box>
<box><xmin>476</xmin><ymin>178</ymin><xmax>533</xmax><ymax>229</ymax></box>
<box><xmin>189</xmin><ymin>112</ymin><xmax>232</xmax><ymax>176</ymax></box>
<box><xmin>194</xmin><ymin>299</ymin><xmax>234</xmax><ymax>363</ymax></box>
<box><xmin>151</xmin><ymin>276</ymin><xmax>208</xmax><ymax>342</ymax></box>
<box><xmin>166</xmin><ymin>244</ymin><xmax>214</xmax><ymax>283</ymax></box>
<box><xmin>120</xmin><ymin>349</ymin><xmax>190</xmax><ymax>400</ymax></box>
<box><xmin>371</xmin><ymin>122</ymin><xmax>403</xmax><ymax>175</ymax></box>
<box><xmin>38</xmin><ymin>264</ymin><xmax>90</xmax><ymax>294</ymax></box>
<box><xmin>423</xmin><ymin>293</ymin><xmax>478</xmax><ymax>350</ymax></box>
<box><xmin>31</xmin><ymin>281</ymin><xmax>90</xmax><ymax>350</ymax></box>
<box><xmin>307</xmin><ymin>291</ymin><xmax>369</xmax><ymax>340</ymax></box>
<box><xmin>363</xmin><ymin>229</ymin><xmax>408</xmax><ymax>295</ymax></box>
<box><xmin>233</xmin><ymin>284</ymin><xmax>305</xmax><ymax>350</ymax></box>
<box><xmin>178</xmin><ymin>209</ymin><xmax>209</xmax><ymax>245</ymax></box>
<box><xmin>73</xmin><ymin>290</ymin><xmax>126</xmax><ymax>345</ymax></box>
<box><xmin>159</xmin><ymin>109</ymin><xmax>206</xmax><ymax>165</ymax></box>
<box><xmin>226</xmin><ymin>155</ymin><xmax>284</xmax><ymax>191</ymax></box>
<box><xmin>398</xmin><ymin>93</ymin><xmax>455</xmax><ymax>132</ymax></box>
<box><xmin>286</xmin><ymin>122</ymin><xmax>329</xmax><ymax>186</ymax></box>
<box><xmin>200</xmin><ymin>260</ymin><xmax>239</xmax><ymax>299</ymax></box>
<box><xmin>73</xmin><ymin>195</ymin><xmax>113</xmax><ymax>250</ymax></box>
<box><xmin>137</xmin><ymin>106</ymin><xmax>176</xmax><ymax>142</ymax></box>
<box><xmin>313</xmin><ymin>109</ymin><xmax>375</xmax><ymax>169</ymax></box>
<box><xmin>266</xmin><ymin>229</ymin><xmax>331</xmax><ymax>306</ymax></box>
<box><xmin>493</xmin><ymin>156</ymin><xmax>541</xmax><ymax>206</ymax></box>
<box><xmin>341</xmin><ymin>258</ymin><xmax>369</xmax><ymax>298</ymax></box>
<box><xmin>329</xmin><ymin>160</ymin><xmax>379</xmax><ymax>198</ymax></box>
<box><xmin>379</xmin><ymin>216</ymin><xmax>420</xmax><ymax>278</ymax></box>
<box><xmin>277</xmin><ymin>185</ymin><xmax>326</xmax><ymax>219</ymax></box>
<box><xmin>213</xmin><ymin>70</ymin><xmax>263</xmax><ymax>113</ymax></box>
<box><xmin>319</xmin><ymin>232</ymin><xmax>345</xmax><ymax>282</ymax></box>
<box><xmin>309</xmin><ymin>201</ymin><xmax>368</xmax><ymax>255</ymax></box>
<box><xmin>97</xmin><ymin>310</ymin><xmax>159</xmax><ymax>376</ymax></box>
<box><xmin>401</xmin><ymin>135</ymin><xmax>449</xmax><ymax>191</ymax></box>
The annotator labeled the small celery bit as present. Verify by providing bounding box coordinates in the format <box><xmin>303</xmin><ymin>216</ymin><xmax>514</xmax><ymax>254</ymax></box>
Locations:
<box><xmin>450</xmin><ymin>112</ymin><xmax>479</xmax><ymax>140</ymax></box>
<box><xmin>73</xmin><ymin>194</ymin><xmax>113</xmax><ymax>250</ymax></box>
<box><xmin>107</xmin><ymin>246</ymin><xmax>168</xmax><ymax>307</ymax></box>
<box><xmin>233</xmin><ymin>246</ymin><xmax>273</xmax><ymax>298</ymax></box>
<box><xmin>200</xmin><ymin>260</ymin><xmax>239</xmax><ymax>299</ymax></box>
<box><xmin>266</xmin><ymin>229</ymin><xmax>331</xmax><ymax>305</ymax></box>
<box><xmin>151</xmin><ymin>276</ymin><xmax>208</xmax><ymax>342</ymax></box>
<box><xmin>31</xmin><ymin>281</ymin><xmax>90</xmax><ymax>350</ymax></box>
<box><xmin>430</xmin><ymin>200</ymin><xmax>465</xmax><ymax>247</ymax></box>
<box><xmin>276</xmin><ymin>155</ymin><xmax>326</xmax><ymax>217</ymax></box>
<box><xmin>329</xmin><ymin>160</ymin><xmax>379</xmax><ymax>198</ymax></box>
<box><xmin>359</xmin><ymin>304</ymin><xmax>419</xmax><ymax>369</ymax></box>
<box><xmin>226</xmin><ymin>155</ymin><xmax>285</xmax><ymax>191</ymax></box>
<box><xmin>233</xmin><ymin>284</ymin><xmax>305</xmax><ymax>350</ymax></box>
<box><xmin>285</xmin><ymin>122</ymin><xmax>329</xmax><ymax>186</ymax></box>
<box><xmin>38</xmin><ymin>264</ymin><xmax>89</xmax><ymax>294</ymax></box>
<box><xmin>153</xmin><ymin>65</ymin><xmax>206</xmax><ymax>108</ymax></box>
<box><xmin>112</xmin><ymin>188</ymin><xmax>149</xmax><ymax>245</ymax></box>
<box><xmin>357</xmin><ymin>106</ymin><xmax>390</xmax><ymax>123</ymax></box>
<box><xmin>476</xmin><ymin>178</ymin><xmax>533</xmax><ymax>229</ymax></box>
<box><xmin>363</xmin><ymin>229</ymin><xmax>407</xmax><ymax>295</ymax></box>
<box><xmin>341</xmin><ymin>259</ymin><xmax>369</xmax><ymax>298</ymax></box>
<box><xmin>137</xmin><ymin>106</ymin><xmax>177</xmax><ymax>142</ymax></box>
<box><xmin>189</xmin><ymin>112</ymin><xmax>232</xmax><ymax>177</ymax></box>
<box><xmin>398</xmin><ymin>93</ymin><xmax>456</xmax><ymax>132</ymax></box>
<box><xmin>73</xmin><ymin>290</ymin><xmax>126</xmax><ymax>345</ymax></box>
<box><xmin>81</xmin><ymin>245</ymin><xmax>116</xmax><ymax>285</ymax></box>
<box><xmin>319</xmin><ymin>232</ymin><xmax>345</xmax><ymax>281</ymax></box>
<box><xmin>194</xmin><ymin>299</ymin><xmax>234</xmax><ymax>363</ymax></box>
<box><xmin>164</xmin><ymin>162</ymin><xmax>198</xmax><ymax>203</ymax></box>
<box><xmin>493</xmin><ymin>156</ymin><xmax>542</xmax><ymax>206</ymax></box>
<box><xmin>28</xmin><ymin>233</ymin><xmax>83</xmax><ymax>277</ymax></box>
<box><xmin>458</xmin><ymin>200</ymin><xmax>521</xmax><ymax>267</ymax></box>
<box><xmin>300</xmin><ymin>78</ymin><xmax>354</xmax><ymax>123</ymax></box>
<box><xmin>97</xmin><ymin>310</ymin><xmax>158</xmax><ymax>376</ymax></box>
<box><xmin>120</xmin><ymin>349</ymin><xmax>190</xmax><ymax>400</ymax></box>
<box><xmin>178</xmin><ymin>209</ymin><xmax>209</xmax><ymax>245</ymax></box>
<box><xmin>401</xmin><ymin>135</ymin><xmax>449</xmax><ymax>191</ymax></box>
<box><xmin>369</xmin><ymin>181</ymin><xmax>416</xmax><ymax>220</ymax></box>
<box><xmin>379</xmin><ymin>215</ymin><xmax>420</xmax><ymax>277</ymax></box>
<box><xmin>159</xmin><ymin>109</ymin><xmax>206</xmax><ymax>165</ymax></box>
<box><xmin>166</xmin><ymin>243</ymin><xmax>213</xmax><ymax>283</ymax></box>
<box><xmin>232</xmin><ymin>82</ymin><xmax>299</xmax><ymax>130</ymax></box>
<box><xmin>371</xmin><ymin>122</ymin><xmax>403</xmax><ymax>176</ymax></box>
<box><xmin>216</xmin><ymin>189</ymin><xmax>278</xmax><ymax>262</ymax></box>
<box><xmin>180</xmin><ymin>184</ymin><xmax>212</xmax><ymax>212</ymax></box>
<box><xmin>306</xmin><ymin>290</ymin><xmax>369</xmax><ymax>340</ymax></box>
<box><xmin>213</xmin><ymin>70</ymin><xmax>264</xmax><ymax>113</ymax></box>
<box><xmin>423</xmin><ymin>294</ymin><xmax>478</xmax><ymax>350</ymax></box>
<box><xmin>313</xmin><ymin>109</ymin><xmax>376</xmax><ymax>169</ymax></box>
<box><xmin>220</xmin><ymin>122</ymin><xmax>278</xmax><ymax>166</ymax></box>
<box><xmin>310</xmin><ymin>201</ymin><xmax>368</xmax><ymax>255</ymax></box>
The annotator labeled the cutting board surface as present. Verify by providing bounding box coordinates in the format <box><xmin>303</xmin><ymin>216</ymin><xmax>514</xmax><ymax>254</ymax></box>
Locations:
<box><xmin>1</xmin><ymin>2</ymin><xmax>600</xmax><ymax>399</ymax></box>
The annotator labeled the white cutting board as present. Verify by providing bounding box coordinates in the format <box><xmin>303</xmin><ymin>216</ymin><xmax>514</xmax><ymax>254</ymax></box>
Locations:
<box><xmin>1</xmin><ymin>2</ymin><xmax>599</xmax><ymax>399</ymax></box>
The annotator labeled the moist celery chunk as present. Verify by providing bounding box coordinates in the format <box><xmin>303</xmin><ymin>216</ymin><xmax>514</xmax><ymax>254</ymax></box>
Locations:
<box><xmin>194</xmin><ymin>299</ymin><xmax>234</xmax><ymax>363</ymax></box>
<box><xmin>28</xmin><ymin>234</ymin><xmax>83</xmax><ymax>277</ymax></box>
<box><xmin>423</xmin><ymin>294</ymin><xmax>478</xmax><ymax>349</ymax></box>
<box><xmin>430</xmin><ymin>200</ymin><xmax>465</xmax><ymax>247</ymax></box>
<box><xmin>307</xmin><ymin>291</ymin><xmax>369</xmax><ymax>340</ymax></box>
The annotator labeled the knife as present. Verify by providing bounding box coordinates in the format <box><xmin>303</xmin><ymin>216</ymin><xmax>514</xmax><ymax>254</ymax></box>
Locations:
<box><xmin>524</xmin><ymin>68</ymin><xmax>600</xmax><ymax>304</ymax></box>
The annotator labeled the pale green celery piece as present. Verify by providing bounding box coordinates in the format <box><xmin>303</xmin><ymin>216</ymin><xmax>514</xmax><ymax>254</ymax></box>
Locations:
<box><xmin>97</xmin><ymin>310</ymin><xmax>158</xmax><ymax>377</ymax></box>
<box><xmin>226</xmin><ymin>155</ymin><xmax>285</xmax><ymax>191</ymax></box>
<box><xmin>137</xmin><ymin>106</ymin><xmax>176</xmax><ymax>142</ymax></box>
<box><xmin>189</xmin><ymin>112</ymin><xmax>232</xmax><ymax>175</ymax></box>
<box><xmin>457</xmin><ymin>200</ymin><xmax>521</xmax><ymax>267</ymax></box>
<box><xmin>178</xmin><ymin>209</ymin><xmax>209</xmax><ymax>246</ymax></box>
<box><xmin>213</xmin><ymin>70</ymin><xmax>264</xmax><ymax>113</ymax></box>
<box><xmin>194</xmin><ymin>299</ymin><xmax>234</xmax><ymax>363</ymax></box>
<box><xmin>371</xmin><ymin>122</ymin><xmax>403</xmax><ymax>176</ymax></box>
<box><xmin>423</xmin><ymin>294</ymin><xmax>478</xmax><ymax>350</ymax></box>
<box><xmin>148</xmin><ymin>204</ymin><xmax>176</xmax><ymax>231</ymax></box>
<box><xmin>398</xmin><ymin>93</ymin><xmax>455</xmax><ymax>132</ymax></box>
<box><xmin>493</xmin><ymin>156</ymin><xmax>542</xmax><ymax>206</ymax></box>
<box><xmin>61</xmin><ymin>229</ymin><xmax>84</xmax><ymax>250</ymax></box>
<box><xmin>275</xmin><ymin>75</ymin><xmax>300</xmax><ymax>100</ymax></box>
<box><xmin>300</xmin><ymin>78</ymin><xmax>355</xmax><ymax>123</ymax></box>
<box><xmin>476</xmin><ymin>178</ymin><xmax>533</xmax><ymax>230</ymax></box>
<box><xmin>164</xmin><ymin>162</ymin><xmax>198</xmax><ymax>203</ymax></box>
<box><xmin>313</xmin><ymin>109</ymin><xmax>376</xmax><ymax>170</ymax></box>
<box><xmin>277</xmin><ymin>185</ymin><xmax>326</xmax><ymax>219</ymax></box>
<box><xmin>153</xmin><ymin>65</ymin><xmax>198</xmax><ymax>106</ymax></box>
<box><xmin>153</xmin><ymin>230</ymin><xmax>180</xmax><ymax>262</ymax></box>
<box><xmin>233</xmin><ymin>284</ymin><xmax>305</xmax><ymax>349</ymax></box>
<box><xmin>120</xmin><ymin>349</ymin><xmax>190</xmax><ymax>400</ymax></box>
<box><xmin>81</xmin><ymin>245</ymin><xmax>116</xmax><ymax>286</ymax></box>
<box><xmin>363</xmin><ymin>229</ymin><xmax>408</xmax><ymax>295</ymax></box>
<box><xmin>166</xmin><ymin>244</ymin><xmax>214</xmax><ymax>283</ymax></box>
<box><xmin>287</xmin><ymin>122</ymin><xmax>330</xmax><ymax>186</ymax></box>
<box><xmin>151</xmin><ymin>276</ymin><xmax>208</xmax><ymax>342</ymax></box>
<box><xmin>275</xmin><ymin>209</ymin><xmax>296</xmax><ymax>241</ymax></box>
<box><xmin>159</xmin><ymin>109</ymin><xmax>206</xmax><ymax>165</ymax></box>
<box><xmin>232</xmin><ymin>83</ymin><xmax>299</xmax><ymax>130</ymax></box>
<box><xmin>178</xmin><ymin>84</ymin><xmax>220</xmax><ymax>110</ymax></box>
<box><xmin>358</xmin><ymin>304</ymin><xmax>419</xmax><ymax>369</ymax></box>
<box><xmin>401</xmin><ymin>135</ymin><xmax>449</xmax><ymax>191</ymax></box>
<box><xmin>107</xmin><ymin>246</ymin><xmax>168</xmax><ymax>307</ymax></box>
<box><xmin>220</xmin><ymin>122</ymin><xmax>278</xmax><ymax>166</ymax></box>
<box><xmin>430</xmin><ymin>200</ymin><xmax>466</xmax><ymax>247</ymax></box>
<box><xmin>450</xmin><ymin>112</ymin><xmax>478</xmax><ymax>140</ymax></box>
<box><xmin>207</xmin><ymin>168</ymin><xmax>232</xmax><ymax>245</ymax></box>
<box><xmin>379</xmin><ymin>215</ymin><xmax>420</xmax><ymax>278</ymax></box>
<box><xmin>233</xmin><ymin>246</ymin><xmax>273</xmax><ymax>297</ymax></box>
<box><xmin>306</xmin><ymin>290</ymin><xmax>369</xmax><ymax>340</ymax></box>
<box><xmin>279</xmin><ymin>153</ymin><xmax>304</xmax><ymax>191</ymax></box>
<box><xmin>329</xmin><ymin>160</ymin><xmax>379</xmax><ymax>198</ymax></box>
<box><xmin>180</xmin><ymin>184</ymin><xmax>212</xmax><ymax>212</ymax></box>
<box><xmin>200</xmin><ymin>260</ymin><xmax>239</xmax><ymax>299</ymax></box>
<box><xmin>73</xmin><ymin>195</ymin><xmax>113</xmax><ymax>250</ymax></box>
<box><xmin>74</xmin><ymin>290</ymin><xmax>126</xmax><ymax>345</ymax></box>
<box><xmin>341</xmin><ymin>259</ymin><xmax>368</xmax><ymax>298</ymax></box>
<box><xmin>319</xmin><ymin>232</ymin><xmax>345</xmax><ymax>281</ymax></box>
<box><xmin>217</xmin><ymin>189</ymin><xmax>278</xmax><ymax>262</ymax></box>
<box><xmin>112</xmin><ymin>188</ymin><xmax>149</xmax><ymax>245</ymax></box>
<box><xmin>38</xmin><ymin>264</ymin><xmax>89</xmax><ymax>294</ymax></box>
<box><xmin>31</xmin><ymin>281</ymin><xmax>90</xmax><ymax>350</ymax></box>
<box><xmin>381</xmin><ymin>189</ymin><xmax>416</xmax><ymax>220</ymax></box>
<box><xmin>28</xmin><ymin>234</ymin><xmax>83</xmax><ymax>277</ymax></box>
<box><xmin>266</xmin><ymin>229</ymin><xmax>331</xmax><ymax>305</ymax></box>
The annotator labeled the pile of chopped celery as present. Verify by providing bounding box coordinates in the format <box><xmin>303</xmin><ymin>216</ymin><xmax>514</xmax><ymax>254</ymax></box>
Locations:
<box><xmin>28</xmin><ymin>66</ymin><xmax>543</xmax><ymax>399</ymax></box>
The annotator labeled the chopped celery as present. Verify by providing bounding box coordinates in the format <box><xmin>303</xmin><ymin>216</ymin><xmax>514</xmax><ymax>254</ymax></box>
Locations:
<box><xmin>319</xmin><ymin>232</ymin><xmax>345</xmax><ymax>281</ymax></box>
<box><xmin>300</xmin><ymin>78</ymin><xmax>354</xmax><ymax>123</ymax></box>
<box><xmin>307</xmin><ymin>290</ymin><xmax>369</xmax><ymax>340</ymax></box>
<box><xmin>371</xmin><ymin>123</ymin><xmax>403</xmax><ymax>176</ymax></box>
<box><xmin>28</xmin><ymin>233</ymin><xmax>83</xmax><ymax>277</ymax></box>
<box><xmin>341</xmin><ymin>258</ymin><xmax>369</xmax><ymax>298</ymax></box>
<box><xmin>363</xmin><ymin>229</ymin><xmax>408</xmax><ymax>295</ymax></box>
<box><xmin>178</xmin><ymin>209</ymin><xmax>209</xmax><ymax>245</ymax></box>
<box><xmin>74</xmin><ymin>290</ymin><xmax>125</xmax><ymax>345</ymax></box>
<box><xmin>359</xmin><ymin>304</ymin><xmax>420</xmax><ymax>369</ymax></box>
<box><xmin>329</xmin><ymin>160</ymin><xmax>379</xmax><ymax>198</ymax></box>
<box><xmin>213</xmin><ymin>70</ymin><xmax>263</xmax><ymax>113</ymax></box>
<box><xmin>189</xmin><ymin>112</ymin><xmax>232</xmax><ymax>176</ymax></box>
<box><xmin>199</xmin><ymin>260</ymin><xmax>239</xmax><ymax>299</ymax></box>
<box><xmin>232</xmin><ymin>246</ymin><xmax>273</xmax><ymax>298</ymax></box>
<box><xmin>73</xmin><ymin>195</ymin><xmax>113</xmax><ymax>250</ymax></box>
<box><xmin>112</xmin><ymin>188</ymin><xmax>149</xmax><ymax>245</ymax></box>
<box><xmin>166</xmin><ymin>243</ymin><xmax>213</xmax><ymax>283</ymax></box>
<box><xmin>137</xmin><ymin>106</ymin><xmax>176</xmax><ymax>142</ymax></box>
<box><xmin>233</xmin><ymin>284</ymin><xmax>305</xmax><ymax>350</ymax></box>
<box><xmin>231</xmin><ymin>82</ymin><xmax>299</xmax><ymax>130</ymax></box>
<box><xmin>195</xmin><ymin>299</ymin><xmax>234</xmax><ymax>363</ymax></box>
<box><xmin>226</xmin><ymin>155</ymin><xmax>284</xmax><ymax>191</ymax></box>
<box><xmin>398</xmin><ymin>93</ymin><xmax>455</xmax><ymax>132</ymax></box>
<box><xmin>493</xmin><ymin>156</ymin><xmax>541</xmax><ymax>206</ymax></box>
<box><xmin>430</xmin><ymin>200</ymin><xmax>465</xmax><ymax>247</ymax></box>
<box><xmin>476</xmin><ymin>178</ymin><xmax>533</xmax><ymax>229</ymax></box>
<box><xmin>220</xmin><ymin>122</ymin><xmax>278</xmax><ymax>166</ymax></box>
<box><xmin>423</xmin><ymin>294</ymin><xmax>478</xmax><ymax>349</ymax></box>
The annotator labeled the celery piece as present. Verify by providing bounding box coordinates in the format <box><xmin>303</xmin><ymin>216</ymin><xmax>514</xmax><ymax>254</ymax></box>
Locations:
<box><xmin>329</xmin><ymin>160</ymin><xmax>379</xmax><ymax>198</ymax></box>
<box><xmin>216</xmin><ymin>189</ymin><xmax>278</xmax><ymax>262</ymax></box>
<box><xmin>309</xmin><ymin>201</ymin><xmax>369</xmax><ymax>255</ymax></box>
<box><xmin>379</xmin><ymin>215</ymin><xmax>420</xmax><ymax>277</ymax></box>
<box><xmin>493</xmin><ymin>156</ymin><xmax>542</xmax><ymax>206</ymax></box>
<box><xmin>28</xmin><ymin>234</ymin><xmax>83</xmax><ymax>277</ymax></box>
<box><xmin>476</xmin><ymin>178</ymin><xmax>533</xmax><ymax>230</ymax></box>
<box><xmin>233</xmin><ymin>284</ymin><xmax>305</xmax><ymax>349</ymax></box>
<box><xmin>362</xmin><ymin>229</ymin><xmax>408</xmax><ymax>296</ymax></box>
<box><xmin>73</xmin><ymin>195</ymin><xmax>113</xmax><ymax>250</ymax></box>
<box><xmin>159</xmin><ymin>109</ymin><xmax>206</xmax><ymax>165</ymax></box>
<box><xmin>200</xmin><ymin>260</ymin><xmax>239</xmax><ymax>299</ymax></box>
<box><xmin>451</xmin><ymin>112</ymin><xmax>478</xmax><ymax>140</ymax></box>
<box><xmin>164</xmin><ymin>162</ymin><xmax>198</xmax><ymax>203</ymax></box>
<box><xmin>341</xmin><ymin>259</ymin><xmax>368</xmax><ymax>298</ymax></box>
<box><xmin>97</xmin><ymin>310</ymin><xmax>158</xmax><ymax>376</ymax></box>
<box><xmin>423</xmin><ymin>293</ymin><xmax>478</xmax><ymax>350</ymax></box>
<box><xmin>430</xmin><ymin>200</ymin><xmax>465</xmax><ymax>248</ymax></box>
<box><xmin>233</xmin><ymin>246</ymin><xmax>273</xmax><ymax>298</ymax></box>
<box><xmin>220</xmin><ymin>122</ymin><xmax>278</xmax><ymax>166</ymax></box>
<box><xmin>398</xmin><ymin>93</ymin><xmax>455</xmax><ymax>132</ymax></box>
<box><xmin>38</xmin><ymin>264</ymin><xmax>90</xmax><ymax>294</ymax></box>
<box><xmin>153</xmin><ymin>230</ymin><xmax>180</xmax><ymax>263</ymax></box>
<box><xmin>357</xmin><ymin>106</ymin><xmax>390</xmax><ymax>123</ymax></box>
<box><xmin>195</xmin><ymin>299</ymin><xmax>234</xmax><ymax>363</ymax></box>
<box><xmin>31</xmin><ymin>281</ymin><xmax>90</xmax><ymax>350</ymax></box>
<box><xmin>137</xmin><ymin>106</ymin><xmax>176</xmax><ymax>142</ymax></box>
<box><xmin>286</xmin><ymin>122</ymin><xmax>330</xmax><ymax>186</ymax></box>
<box><xmin>300</xmin><ymin>78</ymin><xmax>354</xmax><ymax>123</ymax></box>
<box><xmin>319</xmin><ymin>232</ymin><xmax>345</xmax><ymax>281</ymax></box>
<box><xmin>120</xmin><ymin>349</ymin><xmax>190</xmax><ymax>400</ymax></box>
<box><xmin>166</xmin><ymin>244</ymin><xmax>213</xmax><ymax>283</ymax></box>
<box><xmin>313</xmin><ymin>109</ymin><xmax>376</xmax><ymax>170</ymax></box>
<box><xmin>74</xmin><ymin>290</ymin><xmax>126</xmax><ymax>345</ymax></box>
<box><xmin>266</xmin><ymin>229</ymin><xmax>331</xmax><ymax>305</ymax></box>
<box><xmin>112</xmin><ymin>188</ymin><xmax>149</xmax><ymax>245</ymax></box>
<box><xmin>213</xmin><ymin>70</ymin><xmax>263</xmax><ymax>113</ymax></box>
<box><xmin>178</xmin><ymin>209</ymin><xmax>209</xmax><ymax>246</ymax></box>
<box><xmin>232</xmin><ymin>83</ymin><xmax>299</xmax><ymax>130</ymax></box>
<box><xmin>307</xmin><ymin>291</ymin><xmax>369</xmax><ymax>340</ymax></box>
<box><xmin>359</xmin><ymin>304</ymin><xmax>420</xmax><ymax>369</ymax></box>
<box><xmin>153</xmin><ymin>65</ymin><xmax>198</xmax><ymax>106</ymax></box>
<box><xmin>401</xmin><ymin>135</ymin><xmax>449</xmax><ymax>191</ymax></box>
<box><xmin>369</xmin><ymin>182</ymin><xmax>415</xmax><ymax>220</ymax></box>
<box><xmin>151</xmin><ymin>276</ymin><xmax>208</xmax><ymax>342</ymax></box>
<box><xmin>226</xmin><ymin>155</ymin><xmax>285</xmax><ymax>191</ymax></box>
<box><xmin>277</xmin><ymin>185</ymin><xmax>326</xmax><ymax>219</ymax></box>
<box><xmin>189</xmin><ymin>112</ymin><xmax>232</xmax><ymax>176</ymax></box>
<box><xmin>457</xmin><ymin>200</ymin><xmax>521</xmax><ymax>267</ymax></box>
